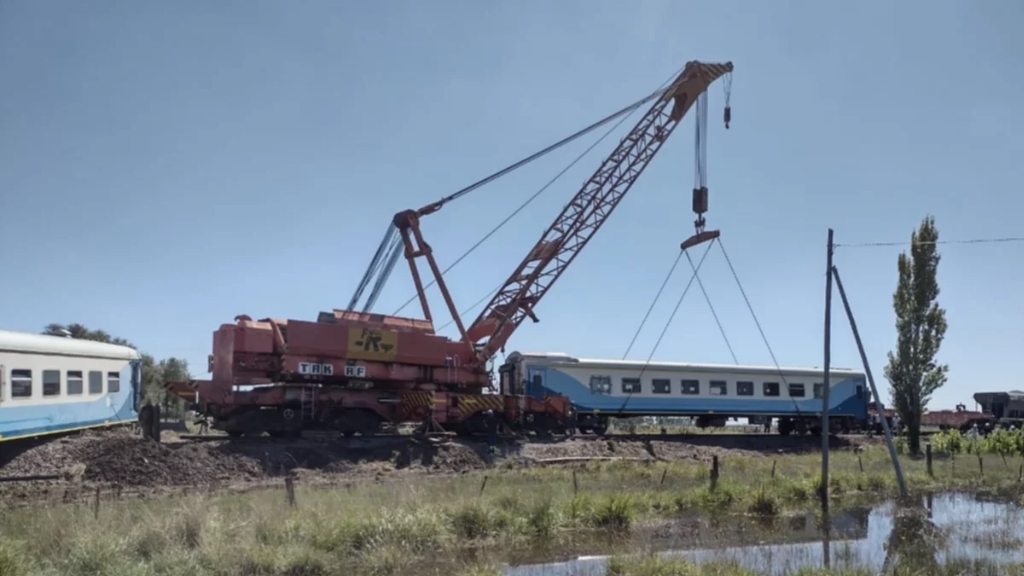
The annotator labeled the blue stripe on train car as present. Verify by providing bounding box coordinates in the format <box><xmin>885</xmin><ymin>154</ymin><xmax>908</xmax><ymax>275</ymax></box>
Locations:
<box><xmin>0</xmin><ymin>392</ymin><xmax>137</xmax><ymax>440</ymax></box>
<box><xmin>537</xmin><ymin>366</ymin><xmax>868</xmax><ymax>419</ymax></box>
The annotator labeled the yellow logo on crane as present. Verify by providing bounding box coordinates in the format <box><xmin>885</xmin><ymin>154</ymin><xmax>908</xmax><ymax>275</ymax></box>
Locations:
<box><xmin>348</xmin><ymin>327</ymin><xmax>398</xmax><ymax>361</ymax></box>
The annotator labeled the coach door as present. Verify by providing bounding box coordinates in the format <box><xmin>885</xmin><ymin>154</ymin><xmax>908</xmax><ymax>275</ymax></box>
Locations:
<box><xmin>130</xmin><ymin>360</ymin><xmax>142</xmax><ymax>411</ymax></box>
<box><xmin>526</xmin><ymin>368</ymin><xmax>547</xmax><ymax>402</ymax></box>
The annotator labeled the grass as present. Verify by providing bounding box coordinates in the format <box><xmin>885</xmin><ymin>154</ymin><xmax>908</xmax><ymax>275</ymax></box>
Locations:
<box><xmin>1</xmin><ymin>445</ymin><xmax>1023</xmax><ymax>576</ymax></box>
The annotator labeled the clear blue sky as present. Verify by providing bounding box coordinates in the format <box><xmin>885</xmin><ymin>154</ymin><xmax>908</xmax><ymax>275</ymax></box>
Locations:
<box><xmin>2</xmin><ymin>1</ymin><xmax>1022</xmax><ymax>411</ymax></box>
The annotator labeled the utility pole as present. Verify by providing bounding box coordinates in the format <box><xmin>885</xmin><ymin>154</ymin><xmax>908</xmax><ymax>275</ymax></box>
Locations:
<box><xmin>821</xmin><ymin>229</ymin><xmax>834</xmax><ymax>512</ymax></box>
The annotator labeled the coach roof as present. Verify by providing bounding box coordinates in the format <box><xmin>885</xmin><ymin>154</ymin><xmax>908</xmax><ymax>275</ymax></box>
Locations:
<box><xmin>507</xmin><ymin>351</ymin><xmax>862</xmax><ymax>377</ymax></box>
<box><xmin>0</xmin><ymin>329</ymin><xmax>142</xmax><ymax>360</ymax></box>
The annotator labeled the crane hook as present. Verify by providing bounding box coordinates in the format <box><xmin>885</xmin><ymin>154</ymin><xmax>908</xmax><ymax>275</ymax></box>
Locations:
<box><xmin>724</xmin><ymin>105</ymin><xmax>731</xmax><ymax>129</ymax></box>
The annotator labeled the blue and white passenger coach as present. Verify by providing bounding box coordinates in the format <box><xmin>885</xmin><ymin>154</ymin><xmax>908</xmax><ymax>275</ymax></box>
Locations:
<box><xmin>0</xmin><ymin>329</ymin><xmax>142</xmax><ymax>442</ymax></box>
<box><xmin>499</xmin><ymin>352</ymin><xmax>869</xmax><ymax>435</ymax></box>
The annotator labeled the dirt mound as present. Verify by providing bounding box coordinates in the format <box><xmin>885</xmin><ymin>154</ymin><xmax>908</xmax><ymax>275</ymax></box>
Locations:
<box><xmin>77</xmin><ymin>436</ymin><xmax>264</xmax><ymax>486</ymax></box>
<box><xmin>0</xmin><ymin>432</ymin><xmax>262</xmax><ymax>487</ymax></box>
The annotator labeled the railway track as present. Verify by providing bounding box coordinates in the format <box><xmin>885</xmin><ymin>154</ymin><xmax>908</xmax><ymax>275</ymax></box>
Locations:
<box><xmin>173</xmin><ymin>430</ymin><xmax>895</xmax><ymax>445</ymax></box>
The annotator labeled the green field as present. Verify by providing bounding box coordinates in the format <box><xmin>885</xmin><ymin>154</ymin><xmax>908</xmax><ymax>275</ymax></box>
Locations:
<box><xmin>2</xmin><ymin>442</ymin><xmax>1023</xmax><ymax>576</ymax></box>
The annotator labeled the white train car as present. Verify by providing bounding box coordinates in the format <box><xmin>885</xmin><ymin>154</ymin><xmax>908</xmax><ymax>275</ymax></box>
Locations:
<box><xmin>500</xmin><ymin>351</ymin><xmax>870</xmax><ymax>435</ymax></box>
<box><xmin>0</xmin><ymin>329</ymin><xmax>142</xmax><ymax>442</ymax></box>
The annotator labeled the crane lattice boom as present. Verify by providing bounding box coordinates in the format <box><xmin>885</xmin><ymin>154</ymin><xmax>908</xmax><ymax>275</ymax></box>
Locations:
<box><xmin>463</xmin><ymin>60</ymin><xmax>734</xmax><ymax>363</ymax></box>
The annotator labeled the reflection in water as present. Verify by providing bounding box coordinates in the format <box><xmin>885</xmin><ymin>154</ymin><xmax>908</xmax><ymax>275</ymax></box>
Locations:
<box><xmin>503</xmin><ymin>492</ymin><xmax>1024</xmax><ymax>576</ymax></box>
<box><xmin>879</xmin><ymin>501</ymin><xmax>941</xmax><ymax>575</ymax></box>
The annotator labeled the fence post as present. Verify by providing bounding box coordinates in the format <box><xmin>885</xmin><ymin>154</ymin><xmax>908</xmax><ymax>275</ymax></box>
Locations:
<box><xmin>92</xmin><ymin>486</ymin><xmax>101</xmax><ymax>519</ymax></box>
<box><xmin>479</xmin><ymin>475</ymin><xmax>488</xmax><ymax>496</ymax></box>
<box><xmin>926</xmin><ymin>444</ymin><xmax>933</xmax><ymax>477</ymax></box>
<box><xmin>284</xmin><ymin>477</ymin><xmax>296</xmax><ymax>507</ymax></box>
<box><xmin>710</xmin><ymin>456</ymin><xmax>720</xmax><ymax>491</ymax></box>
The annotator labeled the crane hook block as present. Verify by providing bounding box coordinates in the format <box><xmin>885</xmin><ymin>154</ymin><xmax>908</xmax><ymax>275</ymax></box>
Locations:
<box><xmin>724</xmin><ymin>106</ymin><xmax>731</xmax><ymax>129</ymax></box>
<box><xmin>692</xmin><ymin>187</ymin><xmax>709</xmax><ymax>215</ymax></box>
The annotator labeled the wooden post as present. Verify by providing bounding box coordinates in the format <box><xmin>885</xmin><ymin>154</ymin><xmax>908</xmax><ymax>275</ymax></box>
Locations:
<box><xmin>771</xmin><ymin>460</ymin><xmax>777</xmax><ymax>478</ymax></box>
<box><xmin>151</xmin><ymin>404</ymin><xmax>161</xmax><ymax>443</ymax></box>
<box><xmin>710</xmin><ymin>456</ymin><xmax>720</xmax><ymax>491</ymax></box>
<box><xmin>92</xmin><ymin>487</ymin><xmax>101</xmax><ymax>519</ymax></box>
<box><xmin>572</xmin><ymin>470</ymin><xmax>578</xmax><ymax>495</ymax></box>
<box><xmin>284</xmin><ymin>477</ymin><xmax>296</xmax><ymax>507</ymax></box>
<box><xmin>926</xmin><ymin>444</ymin><xmax>933</xmax><ymax>477</ymax></box>
<box><xmin>479</xmin><ymin>475</ymin><xmax>488</xmax><ymax>496</ymax></box>
<box><xmin>821</xmin><ymin>228</ymin><xmax>834</xmax><ymax>514</ymax></box>
<box><xmin>659</xmin><ymin>469</ymin><xmax>667</xmax><ymax>486</ymax></box>
<box><xmin>858</xmin><ymin>455</ymin><xmax>864</xmax><ymax>473</ymax></box>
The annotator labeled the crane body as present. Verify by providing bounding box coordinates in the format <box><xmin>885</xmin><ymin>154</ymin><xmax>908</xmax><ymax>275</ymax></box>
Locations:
<box><xmin>165</xmin><ymin>61</ymin><xmax>734</xmax><ymax>438</ymax></box>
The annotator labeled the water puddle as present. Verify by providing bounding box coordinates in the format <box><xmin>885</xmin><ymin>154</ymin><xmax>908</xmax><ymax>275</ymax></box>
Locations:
<box><xmin>503</xmin><ymin>492</ymin><xmax>1024</xmax><ymax>575</ymax></box>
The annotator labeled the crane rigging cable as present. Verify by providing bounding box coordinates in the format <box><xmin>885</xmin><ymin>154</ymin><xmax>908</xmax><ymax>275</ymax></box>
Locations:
<box><xmin>615</xmin><ymin>241</ymin><xmax>715</xmax><ymax>415</ymax></box>
<box><xmin>386</xmin><ymin>64</ymin><xmax>692</xmax><ymax>317</ymax></box>
<box><xmin>615</xmin><ymin>238</ymin><xmax>804</xmax><ymax>418</ymax></box>
<box><xmin>621</xmin><ymin>250</ymin><xmax>684</xmax><ymax>359</ymax></box>
<box><xmin>685</xmin><ymin>249</ymin><xmax>738</xmax><ymax>364</ymax></box>
<box><xmin>346</xmin><ymin>65</ymin><xmax>690</xmax><ymax>314</ymax></box>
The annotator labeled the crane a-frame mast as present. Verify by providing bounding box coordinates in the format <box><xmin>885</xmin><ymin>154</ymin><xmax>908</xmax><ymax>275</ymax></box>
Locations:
<box><xmin>395</xmin><ymin>60</ymin><xmax>733</xmax><ymax>369</ymax></box>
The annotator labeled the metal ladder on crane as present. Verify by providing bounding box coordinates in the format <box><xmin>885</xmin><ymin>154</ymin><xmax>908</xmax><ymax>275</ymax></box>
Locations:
<box><xmin>299</xmin><ymin>386</ymin><xmax>317</xmax><ymax>422</ymax></box>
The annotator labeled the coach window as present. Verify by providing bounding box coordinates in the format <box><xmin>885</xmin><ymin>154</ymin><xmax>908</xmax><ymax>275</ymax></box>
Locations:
<box><xmin>813</xmin><ymin>383</ymin><xmax>824</xmax><ymax>399</ymax></box>
<box><xmin>737</xmin><ymin>381</ymin><xmax>754</xmax><ymax>396</ymax></box>
<box><xmin>43</xmin><ymin>370</ymin><xmax>61</xmax><ymax>397</ymax></box>
<box><xmin>681</xmin><ymin>379</ymin><xmax>700</xmax><ymax>395</ymax></box>
<box><xmin>652</xmin><ymin>379</ymin><xmax>671</xmax><ymax>394</ymax></box>
<box><xmin>590</xmin><ymin>375</ymin><xmax>612</xmax><ymax>395</ymax></box>
<box><xmin>67</xmin><ymin>371</ymin><xmax>84</xmax><ymax>395</ymax></box>
<box><xmin>789</xmin><ymin>383</ymin><xmax>805</xmax><ymax>397</ymax></box>
<box><xmin>622</xmin><ymin>378</ymin><xmax>641</xmax><ymax>394</ymax></box>
<box><xmin>709</xmin><ymin>380</ymin><xmax>727</xmax><ymax>396</ymax></box>
<box><xmin>88</xmin><ymin>370</ymin><xmax>103</xmax><ymax>395</ymax></box>
<box><xmin>763</xmin><ymin>382</ymin><xmax>780</xmax><ymax>397</ymax></box>
<box><xmin>10</xmin><ymin>369</ymin><xmax>32</xmax><ymax>399</ymax></box>
<box><xmin>108</xmin><ymin>372</ymin><xmax>121</xmax><ymax>393</ymax></box>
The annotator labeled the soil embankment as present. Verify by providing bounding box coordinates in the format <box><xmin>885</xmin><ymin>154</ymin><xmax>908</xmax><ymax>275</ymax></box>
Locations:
<box><xmin>0</xmin><ymin>429</ymin><xmax>880</xmax><ymax>507</ymax></box>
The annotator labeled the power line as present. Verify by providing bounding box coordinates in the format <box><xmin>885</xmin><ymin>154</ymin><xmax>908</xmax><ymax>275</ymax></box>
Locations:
<box><xmin>835</xmin><ymin>236</ymin><xmax>1024</xmax><ymax>248</ymax></box>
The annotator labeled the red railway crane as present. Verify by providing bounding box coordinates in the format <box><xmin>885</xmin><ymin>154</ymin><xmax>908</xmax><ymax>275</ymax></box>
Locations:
<box><xmin>166</xmin><ymin>60</ymin><xmax>734</xmax><ymax>439</ymax></box>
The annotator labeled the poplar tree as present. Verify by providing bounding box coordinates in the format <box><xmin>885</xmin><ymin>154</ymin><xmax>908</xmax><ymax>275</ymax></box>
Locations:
<box><xmin>883</xmin><ymin>216</ymin><xmax>949</xmax><ymax>455</ymax></box>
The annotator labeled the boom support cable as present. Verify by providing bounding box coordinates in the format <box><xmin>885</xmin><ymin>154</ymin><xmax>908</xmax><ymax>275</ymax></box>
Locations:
<box><xmin>347</xmin><ymin>78</ymin><xmax>683</xmax><ymax>313</ymax></box>
<box><xmin>390</xmin><ymin>64</ymin><xmax>691</xmax><ymax>318</ymax></box>
<box><xmin>346</xmin><ymin>224</ymin><xmax>399</xmax><ymax>310</ymax></box>
<box><xmin>362</xmin><ymin>236</ymin><xmax>404</xmax><ymax>312</ymax></box>
<box><xmin>422</xmin><ymin>86</ymin><xmax>675</xmax><ymax>211</ymax></box>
